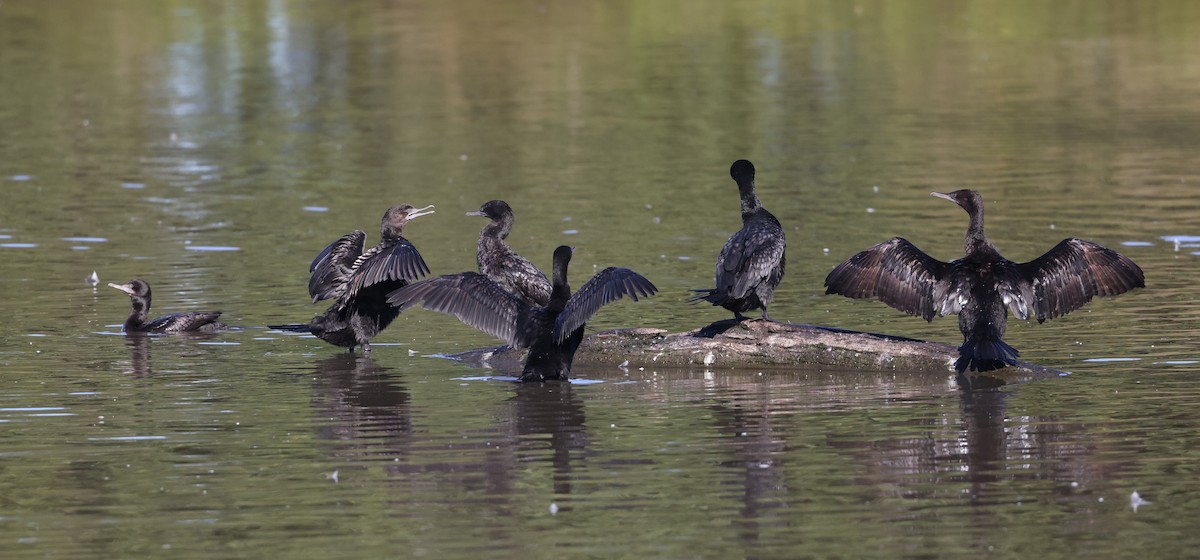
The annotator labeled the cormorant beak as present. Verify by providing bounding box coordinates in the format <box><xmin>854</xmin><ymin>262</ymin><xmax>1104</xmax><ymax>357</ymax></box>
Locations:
<box><xmin>406</xmin><ymin>205</ymin><xmax>436</xmax><ymax>220</ymax></box>
<box><xmin>930</xmin><ymin>191</ymin><xmax>955</xmax><ymax>203</ymax></box>
<box><xmin>465</xmin><ymin>210</ymin><xmax>486</xmax><ymax>217</ymax></box>
<box><xmin>108</xmin><ymin>282</ymin><xmax>135</xmax><ymax>296</ymax></box>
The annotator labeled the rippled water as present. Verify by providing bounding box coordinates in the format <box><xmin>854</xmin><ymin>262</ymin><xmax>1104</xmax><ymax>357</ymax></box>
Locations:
<box><xmin>2</xmin><ymin>1</ymin><xmax>1200</xmax><ymax>557</ymax></box>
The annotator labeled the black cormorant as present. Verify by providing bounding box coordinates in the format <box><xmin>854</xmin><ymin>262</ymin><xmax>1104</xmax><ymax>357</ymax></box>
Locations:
<box><xmin>689</xmin><ymin>159</ymin><xmax>787</xmax><ymax>320</ymax></box>
<box><xmin>387</xmin><ymin>245</ymin><xmax>656</xmax><ymax>382</ymax></box>
<box><xmin>270</xmin><ymin>203</ymin><xmax>434</xmax><ymax>354</ymax></box>
<box><xmin>824</xmin><ymin>189</ymin><xmax>1145</xmax><ymax>373</ymax></box>
<box><xmin>109</xmin><ymin>279</ymin><xmax>227</xmax><ymax>333</ymax></box>
<box><xmin>468</xmin><ymin>200</ymin><xmax>551</xmax><ymax>306</ymax></box>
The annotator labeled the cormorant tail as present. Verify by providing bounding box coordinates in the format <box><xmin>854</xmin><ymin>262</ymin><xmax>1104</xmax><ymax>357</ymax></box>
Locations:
<box><xmin>955</xmin><ymin>338</ymin><xmax>1020</xmax><ymax>373</ymax></box>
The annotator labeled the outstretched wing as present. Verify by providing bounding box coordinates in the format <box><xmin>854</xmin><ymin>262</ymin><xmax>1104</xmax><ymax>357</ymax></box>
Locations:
<box><xmin>346</xmin><ymin>238</ymin><xmax>430</xmax><ymax>298</ymax></box>
<box><xmin>824</xmin><ymin>237</ymin><xmax>950</xmax><ymax>321</ymax></box>
<box><xmin>1016</xmin><ymin>237</ymin><xmax>1145</xmax><ymax>323</ymax></box>
<box><xmin>717</xmin><ymin>220</ymin><xmax>786</xmax><ymax>299</ymax></box>
<box><xmin>386</xmin><ymin>272</ymin><xmax>534</xmax><ymax>347</ymax></box>
<box><xmin>308</xmin><ymin>230</ymin><xmax>366</xmax><ymax>303</ymax></box>
<box><xmin>555</xmin><ymin>267</ymin><xmax>657</xmax><ymax>342</ymax></box>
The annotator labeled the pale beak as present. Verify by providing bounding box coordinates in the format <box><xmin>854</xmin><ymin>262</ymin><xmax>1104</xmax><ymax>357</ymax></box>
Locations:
<box><xmin>108</xmin><ymin>282</ymin><xmax>135</xmax><ymax>295</ymax></box>
<box><xmin>406</xmin><ymin>205</ymin><xmax>436</xmax><ymax>220</ymax></box>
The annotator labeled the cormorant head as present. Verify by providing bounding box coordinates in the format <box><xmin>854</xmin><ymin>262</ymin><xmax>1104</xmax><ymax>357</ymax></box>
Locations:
<box><xmin>108</xmin><ymin>279</ymin><xmax>151</xmax><ymax>299</ymax></box>
<box><xmin>381</xmin><ymin>203</ymin><xmax>435</xmax><ymax>236</ymax></box>
<box><xmin>552</xmin><ymin>245</ymin><xmax>575</xmax><ymax>264</ymax></box>
<box><xmin>730</xmin><ymin>159</ymin><xmax>755</xmax><ymax>183</ymax></box>
<box><xmin>466</xmin><ymin>200</ymin><xmax>512</xmax><ymax>221</ymax></box>
<box><xmin>931</xmin><ymin>189</ymin><xmax>984</xmax><ymax>215</ymax></box>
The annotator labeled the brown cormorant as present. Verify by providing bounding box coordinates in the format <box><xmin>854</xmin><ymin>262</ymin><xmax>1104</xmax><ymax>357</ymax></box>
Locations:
<box><xmin>109</xmin><ymin>279</ymin><xmax>227</xmax><ymax>333</ymax></box>
<box><xmin>689</xmin><ymin>159</ymin><xmax>787</xmax><ymax>320</ymax></box>
<box><xmin>824</xmin><ymin>189</ymin><xmax>1145</xmax><ymax>372</ymax></box>
<box><xmin>468</xmin><ymin>200</ymin><xmax>551</xmax><ymax>306</ymax></box>
<box><xmin>270</xmin><ymin>203</ymin><xmax>434</xmax><ymax>354</ymax></box>
<box><xmin>387</xmin><ymin>245</ymin><xmax>656</xmax><ymax>382</ymax></box>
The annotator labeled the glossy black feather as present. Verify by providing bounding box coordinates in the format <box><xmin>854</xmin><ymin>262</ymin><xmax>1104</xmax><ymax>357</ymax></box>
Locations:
<box><xmin>387</xmin><ymin>272</ymin><xmax>535</xmax><ymax>347</ymax></box>
<box><xmin>823</xmin><ymin>237</ymin><xmax>948</xmax><ymax>321</ymax></box>
<box><xmin>556</xmin><ymin>267</ymin><xmax>657</xmax><ymax>342</ymax></box>
<box><xmin>470</xmin><ymin>200</ymin><xmax>552</xmax><ymax>307</ymax></box>
<box><xmin>1018</xmin><ymin>237</ymin><xmax>1145</xmax><ymax>323</ymax></box>
<box><xmin>308</xmin><ymin>230</ymin><xmax>366</xmax><ymax>303</ymax></box>
<box><xmin>292</xmin><ymin>203</ymin><xmax>433</xmax><ymax>354</ymax></box>
<box><xmin>109</xmin><ymin>279</ymin><xmax>227</xmax><ymax>334</ymax></box>
<box><xmin>388</xmin><ymin>245</ymin><xmax>657</xmax><ymax>381</ymax></box>
<box><xmin>689</xmin><ymin>160</ymin><xmax>786</xmax><ymax>319</ymax></box>
<box><xmin>824</xmin><ymin>190</ymin><xmax>1144</xmax><ymax>373</ymax></box>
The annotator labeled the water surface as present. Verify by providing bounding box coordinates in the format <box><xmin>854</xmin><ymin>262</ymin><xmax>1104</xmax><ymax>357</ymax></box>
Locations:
<box><xmin>1</xmin><ymin>1</ymin><xmax>1198</xmax><ymax>558</ymax></box>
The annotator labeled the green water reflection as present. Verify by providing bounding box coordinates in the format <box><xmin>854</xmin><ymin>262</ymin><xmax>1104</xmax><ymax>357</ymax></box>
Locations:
<box><xmin>2</xmin><ymin>1</ymin><xmax>1199</xmax><ymax>558</ymax></box>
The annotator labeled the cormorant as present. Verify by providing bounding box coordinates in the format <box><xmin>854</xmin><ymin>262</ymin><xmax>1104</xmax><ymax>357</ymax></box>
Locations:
<box><xmin>824</xmin><ymin>189</ymin><xmax>1145</xmax><ymax>373</ymax></box>
<box><xmin>468</xmin><ymin>200</ymin><xmax>551</xmax><ymax>306</ymax></box>
<box><xmin>269</xmin><ymin>203</ymin><xmax>434</xmax><ymax>354</ymax></box>
<box><xmin>387</xmin><ymin>245</ymin><xmax>657</xmax><ymax>382</ymax></box>
<box><xmin>689</xmin><ymin>159</ymin><xmax>787</xmax><ymax>320</ymax></box>
<box><xmin>109</xmin><ymin>279</ymin><xmax>227</xmax><ymax>333</ymax></box>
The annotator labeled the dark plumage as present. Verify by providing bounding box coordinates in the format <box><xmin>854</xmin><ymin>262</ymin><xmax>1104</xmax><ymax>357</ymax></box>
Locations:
<box><xmin>824</xmin><ymin>189</ymin><xmax>1145</xmax><ymax>373</ymax></box>
<box><xmin>689</xmin><ymin>159</ymin><xmax>787</xmax><ymax>320</ymax></box>
<box><xmin>269</xmin><ymin>203</ymin><xmax>434</xmax><ymax>354</ymax></box>
<box><xmin>109</xmin><ymin>279</ymin><xmax>226</xmax><ymax>333</ymax></box>
<box><xmin>387</xmin><ymin>245</ymin><xmax>657</xmax><ymax>382</ymax></box>
<box><xmin>468</xmin><ymin>200</ymin><xmax>551</xmax><ymax>306</ymax></box>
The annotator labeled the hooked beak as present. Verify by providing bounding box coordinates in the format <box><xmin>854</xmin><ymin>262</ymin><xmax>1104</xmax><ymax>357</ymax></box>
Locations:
<box><xmin>465</xmin><ymin>210</ymin><xmax>486</xmax><ymax>217</ymax></box>
<box><xmin>406</xmin><ymin>205</ymin><xmax>436</xmax><ymax>220</ymax></box>
<box><xmin>108</xmin><ymin>282</ymin><xmax>135</xmax><ymax>296</ymax></box>
<box><xmin>930</xmin><ymin>191</ymin><xmax>955</xmax><ymax>203</ymax></box>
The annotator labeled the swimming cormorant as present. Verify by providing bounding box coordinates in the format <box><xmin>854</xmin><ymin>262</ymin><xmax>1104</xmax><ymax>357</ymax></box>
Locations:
<box><xmin>468</xmin><ymin>200</ymin><xmax>551</xmax><ymax>306</ymax></box>
<box><xmin>689</xmin><ymin>159</ymin><xmax>787</xmax><ymax>320</ymax></box>
<box><xmin>387</xmin><ymin>245</ymin><xmax>657</xmax><ymax>382</ymax></box>
<box><xmin>109</xmin><ymin>279</ymin><xmax>227</xmax><ymax>333</ymax></box>
<box><xmin>824</xmin><ymin>189</ymin><xmax>1145</xmax><ymax>373</ymax></box>
<box><xmin>269</xmin><ymin>203</ymin><xmax>434</xmax><ymax>354</ymax></box>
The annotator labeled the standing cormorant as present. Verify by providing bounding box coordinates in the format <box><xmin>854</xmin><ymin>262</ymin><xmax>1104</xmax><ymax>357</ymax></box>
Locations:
<box><xmin>387</xmin><ymin>245</ymin><xmax>657</xmax><ymax>382</ymax></box>
<box><xmin>270</xmin><ymin>203</ymin><xmax>434</xmax><ymax>354</ymax></box>
<box><xmin>467</xmin><ymin>200</ymin><xmax>551</xmax><ymax>306</ymax></box>
<box><xmin>824</xmin><ymin>189</ymin><xmax>1145</xmax><ymax>373</ymax></box>
<box><xmin>109</xmin><ymin>279</ymin><xmax>227</xmax><ymax>333</ymax></box>
<box><xmin>689</xmin><ymin>159</ymin><xmax>787</xmax><ymax>320</ymax></box>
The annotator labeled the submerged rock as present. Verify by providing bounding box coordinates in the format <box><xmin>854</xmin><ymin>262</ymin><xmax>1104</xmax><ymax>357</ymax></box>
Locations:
<box><xmin>447</xmin><ymin>319</ymin><xmax>1066</xmax><ymax>385</ymax></box>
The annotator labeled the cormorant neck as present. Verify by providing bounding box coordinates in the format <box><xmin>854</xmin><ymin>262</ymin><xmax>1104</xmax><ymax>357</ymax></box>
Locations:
<box><xmin>125</xmin><ymin>296</ymin><xmax>150</xmax><ymax>330</ymax></box>
<box><xmin>483</xmin><ymin>215</ymin><xmax>513</xmax><ymax>240</ymax></box>
<box><xmin>963</xmin><ymin>205</ymin><xmax>990</xmax><ymax>255</ymax></box>
<box><xmin>549</xmin><ymin>258</ymin><xmax>571</xmax><ymax>310</ymax></box>
<box><xmin>381</xmin><ymin>223</ymin><xmax>404</xmax><ymax>240</ymax></box>
<box><xmin>738</xmin><ymin>180</ymin><xmax>761</xmax><ymax>219</ymax></box>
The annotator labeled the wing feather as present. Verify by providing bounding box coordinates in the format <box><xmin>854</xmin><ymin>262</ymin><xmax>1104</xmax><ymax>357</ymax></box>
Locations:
<box><xmin>1016</xmin><ymin>238</ymin><xmax>1145</xmax><ymax>323</ymax></box>
<box><xmin>346</xmin><ymin>238</ymin><xmax>430</xmax><ymax>298</ymax></box>
<box><xmin>717</xmin><ymin>220</ymin><xmax>786</xmax><ymax>299</ymax></box>
<box><xmin>555</xmin><ymin>267</ymin><xmax>657</xmax><ymax>342</ymax></box>
<box><xmin>824</xmin><ymin>237</ymin><xmax>949</xmax><ymax>321</ymax></box>
<box><xmin>308</xmin><ymin>231</ymin><xmax>366</xmax><ymax>303</ymax></box>
<box><xmin>386</xmin><ymin>273</ymin><xmax>533</xmax><ymax>347</ymax></box>
<box><xmin>145</xmin><ymin>311</ymin><xmax>223</xmax><ymax>333</ymax></box>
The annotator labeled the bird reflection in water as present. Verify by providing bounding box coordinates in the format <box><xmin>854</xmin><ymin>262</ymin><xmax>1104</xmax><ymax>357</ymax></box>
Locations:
<box><xmin>706</xmin><ymin>382</ymin><xmax>789</xmax><ymax>546</ymax></box>
<box><xmin>120</xmin><ymin>331</ymin><xmax>224</xmax><ymax>377</ymax></box>
<box><xmin>123</xmin><ymin>333</ymin><xmax>153</xmax><ymax>377</ymax></box>
<box><xmin>309</xmin><ymin>354</ymin><xmax>412</xmax><ymax>462</ymax></box>
<box><xmin>505</xmin><ymin>382</ymin><xmax>589</xmax><ymax>500</ymax></box>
